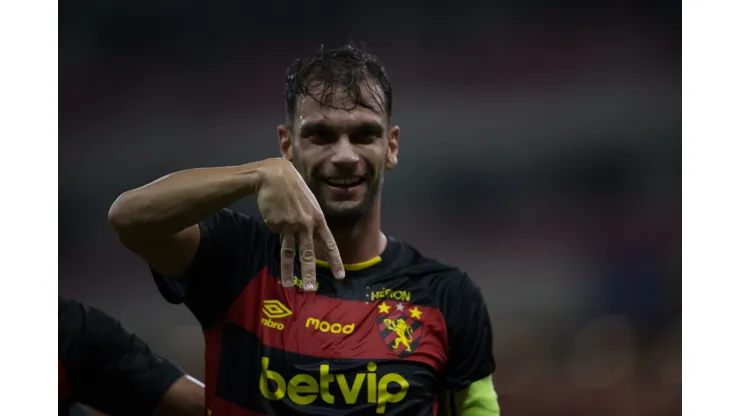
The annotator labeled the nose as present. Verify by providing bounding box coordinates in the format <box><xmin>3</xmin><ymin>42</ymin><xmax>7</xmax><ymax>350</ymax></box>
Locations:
<box><xmin>330</xmin><ymin>135</ymin><xmax>360</xmax><ymax>170</ymax></box>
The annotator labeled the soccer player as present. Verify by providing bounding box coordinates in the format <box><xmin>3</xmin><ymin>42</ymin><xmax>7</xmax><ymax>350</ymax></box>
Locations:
<box><xmin>59</xmin><ymin>297</ymin><xmax>205</xmax><ymax>416</ymax></box>
<box><xmin>109</xmin><ymin>44</ymin><xmax>500</xmax><ymax>415</ymax></box>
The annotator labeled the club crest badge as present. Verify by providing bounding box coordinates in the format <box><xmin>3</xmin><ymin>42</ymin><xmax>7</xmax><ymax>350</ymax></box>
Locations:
<box><xmin>376</xmin><ymin>301</ymin><xmax>423</xmax><ymax>358</ymax></box>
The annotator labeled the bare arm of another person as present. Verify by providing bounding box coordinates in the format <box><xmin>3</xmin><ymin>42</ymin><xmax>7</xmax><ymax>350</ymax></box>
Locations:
<box><xmin>108</xmin><ymin>158</ymin><xmax>344</xmax><ymax>290</ymax></box>
<box><xmin>153</xmin><ymin>375</ymin><xmax>205</xmax><ymax>416</ymax></box>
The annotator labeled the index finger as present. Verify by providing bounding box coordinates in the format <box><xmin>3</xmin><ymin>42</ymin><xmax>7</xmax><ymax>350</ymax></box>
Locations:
<box><xmin>316</xmin><ymin>221</ymin><xmax>345</xmax><ymax>280</ymax></box>
<box><xmin>298</xmin><ymin>229</ymin><xmax>318</xmax><ymax>292</ymax></box>
<box><xmin>280</xmin><ymin>234</ymin><xmax>296</xmax><ymax>288</ymax></box>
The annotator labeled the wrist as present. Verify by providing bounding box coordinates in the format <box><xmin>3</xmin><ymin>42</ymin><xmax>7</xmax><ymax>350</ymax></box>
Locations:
<box><xmin>238</xmin><ymin>158</ymin><xmax>283</xmax><ymax>195</ymax></box>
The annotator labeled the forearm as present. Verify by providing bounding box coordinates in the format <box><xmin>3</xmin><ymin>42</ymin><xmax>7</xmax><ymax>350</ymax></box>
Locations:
<box><xmin>153</xmin><ymin>375</ymin><xmax>205</xmax><ymax>416</ymax></box>
<box><xmin>108</xmin><ymin>160</ymin><xmax>270</xmax><ymax>240</ymax></box>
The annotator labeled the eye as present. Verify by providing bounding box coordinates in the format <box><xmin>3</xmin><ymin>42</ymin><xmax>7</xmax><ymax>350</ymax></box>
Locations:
<box><xmin>302</xmin><ymin>125</ymin><xmax>336</xmax><ymax>145</ymax></box>
<box><xmin>351</xmin><ymin>126</ymin><xmax>383</xmax><ymax>144</ymax></box>
<box><xmin>309</xmin><ymin>130</ymin><xmax>336</xmax><ymax>145</ymax></box>
<box><xmin>351</xmin><ymin>133</ymin><xmax>377</xmax><ymax>145</ymax></box>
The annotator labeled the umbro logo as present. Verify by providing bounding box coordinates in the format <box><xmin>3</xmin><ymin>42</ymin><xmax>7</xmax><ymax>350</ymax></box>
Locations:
<box><xmin>261</xmin><ymin>300</ymin><xmax>292</xmax><ymax>331</ymax></box>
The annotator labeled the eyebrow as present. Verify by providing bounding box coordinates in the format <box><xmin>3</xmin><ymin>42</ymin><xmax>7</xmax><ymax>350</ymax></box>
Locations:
<box><xmin>299</xmin><ymin>120</ymin><xmax>385</xmax><ymax>137</ymax></box>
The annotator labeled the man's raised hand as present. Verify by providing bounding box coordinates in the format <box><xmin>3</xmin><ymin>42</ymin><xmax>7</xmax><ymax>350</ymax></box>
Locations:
<box><xmin>256</xmin><ymin>158</ymin><xmax>345</xmax><ymax>291</ymax></box>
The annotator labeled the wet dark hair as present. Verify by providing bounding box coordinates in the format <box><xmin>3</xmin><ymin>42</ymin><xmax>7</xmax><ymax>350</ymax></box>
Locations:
<box><xmin>284</xmin><ymin>43</ymin><xmax>393</xmax><ymax>126</ymax></box>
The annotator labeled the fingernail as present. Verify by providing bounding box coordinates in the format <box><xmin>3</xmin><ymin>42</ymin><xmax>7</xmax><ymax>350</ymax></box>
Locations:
<box><xmin>283</xmin><ymin>279</ymin><xmax>294</xmax><ymax>287</ymax></box>
<box><xmin>305</xmin><ymin>282</ymin><xmax>315</xmax><ymax>291</ymax></box>
<box><xmin>336</xmin><ymin>270</ymin><xmax>345</xmax><ymax>279</ymax></box>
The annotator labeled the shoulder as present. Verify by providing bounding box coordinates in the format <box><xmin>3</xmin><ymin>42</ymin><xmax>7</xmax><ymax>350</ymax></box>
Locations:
<box><xmin>59</xmin><ymin>298</ymin><xmax>127</xmax><ymax>347</ymax></box>
<box><xmin>425</xmin><ymin>266</ymin><xmax>483</xmax><ymax>310</ymax></box>
<box><xmin>58</xmin><ymin>298</ymin><xmax>126</xmax><ymax>373</ymax></box>
<box><xmin>197</xmin><ymin>208</ymin><xmax>279</xmax><ymax>258</ymax></box>
<box><xmin>392</xmin><ymin>242</ymin><xmax>488</xmax><ymax>325</ymax></box>
<box><xmin>59</xmin><ymin>297</ymin><xmax>84</xmax><ymax>364</ymax></box>
<box><xmin>59</xmin><ymin>297</ymin><xmax>83</xmax><ymax>318</ymax></box>
<box><xmin>59</xmin><ymin>297</ymin><xmax>86</xmax><ymax>340</ymax></box>
<box><xmin>200</xmin><ymin>208</ymin><xmax>268</xmax><ymax>237</ymax></box>
<box><xmin>393</xmin><ymin>241</ymin><xmax>480</xmax><ymax>297</ymax></box>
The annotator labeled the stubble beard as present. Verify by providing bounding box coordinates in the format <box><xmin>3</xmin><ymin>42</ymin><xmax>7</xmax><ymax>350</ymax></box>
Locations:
<box><xmin>315</xmin><ymin>175</ymin><xmax>381</xmax><ymax>229</ymax></box>
<box><xmin>291</xmin><ymin>154</ymin><xmax>383</xmax><ymax>230</ymax></box>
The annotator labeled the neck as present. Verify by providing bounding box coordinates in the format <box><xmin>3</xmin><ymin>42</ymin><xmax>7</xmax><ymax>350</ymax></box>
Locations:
<box><xmin>318</xmin><ymin>199</ymin><xmax>386</xmax><ymax>265</ymax></box>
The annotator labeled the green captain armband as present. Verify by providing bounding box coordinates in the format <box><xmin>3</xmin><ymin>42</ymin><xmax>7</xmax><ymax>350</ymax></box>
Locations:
<box><xmin>441</xmin><ymin>375</ymin><xmax>500</xmax><ymax>416</ymax></box>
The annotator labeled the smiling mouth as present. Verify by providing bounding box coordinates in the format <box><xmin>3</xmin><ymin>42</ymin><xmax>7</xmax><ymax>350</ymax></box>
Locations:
<box><xmin>324</xmin><ymin>176</ymin><xmax>365</xmax><ymax>189</ymax></box>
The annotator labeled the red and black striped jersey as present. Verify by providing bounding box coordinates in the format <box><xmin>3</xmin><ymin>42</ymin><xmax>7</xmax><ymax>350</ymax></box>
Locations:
<box><xmin>58</xmin><ymin>297</ymin><xmax>185</xmax><ymax>416</ymax></box>
<box><xmin>154</xmin><ymin>209</ymin><xmax>495</xmax><ymax>416</ymax></box>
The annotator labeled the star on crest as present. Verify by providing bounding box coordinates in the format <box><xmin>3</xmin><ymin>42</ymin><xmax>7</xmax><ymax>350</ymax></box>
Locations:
<box><xmin>410</xmin><ymin>306</ymin><xmax>422</xmax><ymax>319</ymax></box>
<box><xmin>377</xmin><ymin>302</ymin><xmax>390</xmax><ymax>314</ymax></box>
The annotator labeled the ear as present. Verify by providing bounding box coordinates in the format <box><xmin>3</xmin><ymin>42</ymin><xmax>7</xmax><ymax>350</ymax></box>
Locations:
<box><xmin>386</xmin><ymin>125</ymin><xmax>400</xmax><ymax>170</ymax></box>
<box><xmin>277</xmin><ymin>125</ymin><xmax>293</xmax><ymax>161</ymax></box>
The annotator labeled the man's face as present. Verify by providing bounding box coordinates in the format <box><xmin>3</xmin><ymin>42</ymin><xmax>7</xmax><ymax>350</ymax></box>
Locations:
<box><xmin>278</xmin><ymin>83</ymin><xmax>399</xmax><ymax>228</ymax></box>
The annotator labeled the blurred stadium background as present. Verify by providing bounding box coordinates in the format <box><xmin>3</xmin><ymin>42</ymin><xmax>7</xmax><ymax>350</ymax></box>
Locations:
<box><xmin>59</xmin><ymin>0</ymin><xmax>681</xmax><ymax>414</ymax></box>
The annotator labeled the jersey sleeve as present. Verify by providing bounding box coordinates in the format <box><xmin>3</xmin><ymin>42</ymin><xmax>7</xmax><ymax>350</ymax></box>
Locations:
<box><xmin>440</xmin><ymin>273</ymin><xmax>496</xmax><ymax>391</ymax></box>
<box><xmin>59</xmin><ymin>298</ymin><xmax>185</xmax><ymax>415</ymax></box>
<box><xmin>152</xmin><ymin>208</ymin><xmax>275</xmax><ymax>327</ymax></box>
